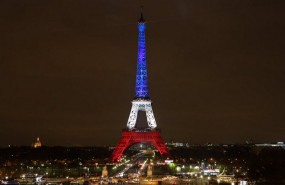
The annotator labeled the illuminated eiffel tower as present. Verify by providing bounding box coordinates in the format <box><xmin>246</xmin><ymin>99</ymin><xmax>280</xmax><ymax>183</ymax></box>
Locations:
<box><xmin>112</xmin><ymin>10</ymin><xmax>169</xmax><ymax>162</ymax></box>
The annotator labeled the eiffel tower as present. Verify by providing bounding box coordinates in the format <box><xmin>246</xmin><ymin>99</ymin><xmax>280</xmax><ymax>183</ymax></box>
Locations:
<box><xmin>112</xmin><ymin>10</ymin><xmax>170</xmax><ymax>162</ymax></box>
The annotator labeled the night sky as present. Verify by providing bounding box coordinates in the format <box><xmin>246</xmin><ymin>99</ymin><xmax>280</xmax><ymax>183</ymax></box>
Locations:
<box><xmin>0</xmin><ymin>0</ymin><xmax>285</xmax><ymax>146</ymax></box>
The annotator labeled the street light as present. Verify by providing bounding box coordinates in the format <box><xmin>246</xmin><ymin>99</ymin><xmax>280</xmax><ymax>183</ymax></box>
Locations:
<box><xmin>235</xmin><ymin>169</ymin><xmax>239</xmax><ymax>184</ymax></box>
<box><xmin>45</xmin><ymin>172</ymin><xmax>49</xmax><ymax>182</ymax></box>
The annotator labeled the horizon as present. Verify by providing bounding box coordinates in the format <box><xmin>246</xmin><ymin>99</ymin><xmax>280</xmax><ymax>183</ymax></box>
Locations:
<box><xmin>2</xmin><ymin>139</ymin><xmax>284</xmax><ymax>148</ymax></box>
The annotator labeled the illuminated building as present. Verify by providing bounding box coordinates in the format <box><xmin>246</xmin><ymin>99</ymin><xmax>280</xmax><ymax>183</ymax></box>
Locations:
<box><xmin>112</xmin><ymin>9</ymin><xmax>169</xmax><ymax>162</ymax></box>
<box><xmin>102</xmin><ymin>166</ymin><xmax>108</xmax><ymax>177</ymax></box>
<box><xmin>255</xmin><ymin>142</ymin><xmax>285</xmax><ymax>149</ymax></box>
<box><xmin>33</xmin><ymin>137</ymin><xmax>41</xmax><ymax>148</ymax></box>
<box><xmin>166</xmin><ymin>140</ymin><xmax>190</xmax><ymax>148</ymax></box>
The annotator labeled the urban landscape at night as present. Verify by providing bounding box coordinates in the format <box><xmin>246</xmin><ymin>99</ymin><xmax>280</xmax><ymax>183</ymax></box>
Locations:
<box><xmin>1</xmin><ymin>0</ymin><xmax>285</xmax><ymax>185</ymax></box>
<box><xmin>1</xmin><ymin>141</ymin><xmax>285</xmax><ymax>185</ymax></box>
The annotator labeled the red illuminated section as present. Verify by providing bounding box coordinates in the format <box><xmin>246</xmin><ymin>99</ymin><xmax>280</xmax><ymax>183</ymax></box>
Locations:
<box><xmin>112</xmin><ymin>131</ymin><xmax>170</xmax><ymax>162</ymax></box>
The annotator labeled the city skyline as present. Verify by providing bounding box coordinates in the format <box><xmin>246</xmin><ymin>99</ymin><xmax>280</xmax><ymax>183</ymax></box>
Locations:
<box><xmin>0</xmin><ymin>0</ymin><xmax>285</xmax><ymax>146</ymax></box>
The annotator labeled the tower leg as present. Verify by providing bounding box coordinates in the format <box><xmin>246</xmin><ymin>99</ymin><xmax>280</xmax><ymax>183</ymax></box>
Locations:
<box><xmin>151</xmin><ymin>132</ymin><xmax>169</xmax><ymax>155</ymax></box>
<box><xmin>112</xmin><ymin>132</ymin><xmax>132</xmax><ymax>162</ymax></box>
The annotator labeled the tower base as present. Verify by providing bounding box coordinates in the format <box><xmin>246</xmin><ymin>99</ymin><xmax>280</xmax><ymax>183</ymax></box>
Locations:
<box><xmin>112</xmin><ymin>130</ymin><xmax>170</xmax><ymax>162</ymax></box>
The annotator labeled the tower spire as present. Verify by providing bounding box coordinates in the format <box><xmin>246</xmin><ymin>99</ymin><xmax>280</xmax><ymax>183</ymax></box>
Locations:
<box><xmin>138</xmin><ymin>6</ymin><xmax>145</xmax><ymax>23</ymax></box>
<box><xmin>135</xmin><ymin>6</ymin><xmax>149</xmax><ymax>99</ymax></box>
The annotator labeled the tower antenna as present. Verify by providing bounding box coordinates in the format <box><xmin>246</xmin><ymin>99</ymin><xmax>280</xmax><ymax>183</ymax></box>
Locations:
<box><xmin>139</xmin><ymin>5</ymin><xmax>145</xmax><ymax>23</ymax></box>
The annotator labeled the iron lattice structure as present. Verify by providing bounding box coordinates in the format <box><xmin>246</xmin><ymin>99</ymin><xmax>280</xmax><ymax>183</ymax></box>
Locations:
<box><xmin>112</xmin><ymin>12</ymin><xmax>169</xmax><ymax>162</ymax></box>
<box><xmin>135</xmin><ymin>17</ymin><xmax>149</xmax><ymax>99</ymax></box>
<box><xmin>112</xmin><ymin>131</ymin><xmax>169</xmax><ymax>162</ymax></box>
<box><xmin>127</xmin><ymin>100</ymin><xmax>157</xmax><ymax>129</ymax></box>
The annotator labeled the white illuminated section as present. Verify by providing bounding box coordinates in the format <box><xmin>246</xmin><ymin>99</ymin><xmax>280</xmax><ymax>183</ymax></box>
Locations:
<box><xmin>127</xmin><ymin>99</ymin><xmax>157</xmax><ymax>129</ymax></box>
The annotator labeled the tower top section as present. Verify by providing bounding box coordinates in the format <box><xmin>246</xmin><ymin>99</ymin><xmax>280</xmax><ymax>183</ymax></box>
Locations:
<box><xmin>138</xmin><ymin>6</ymin><xmax>145</xmax><ymax>23</ymax></box>
<box><xmin>134</xmin><ymin>7</ymin><xmax>149</xmax><ymax>99</ymax></box>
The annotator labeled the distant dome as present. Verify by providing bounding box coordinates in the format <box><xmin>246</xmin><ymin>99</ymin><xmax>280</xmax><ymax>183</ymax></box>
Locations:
<box><xmin>33</xmin><ymin>137</ymin><xmax>41</xmax><ymax>148</ymax></box>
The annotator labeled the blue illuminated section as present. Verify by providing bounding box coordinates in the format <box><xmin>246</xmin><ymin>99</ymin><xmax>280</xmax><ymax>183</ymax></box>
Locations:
<box><xmin>135</xmin><ymin>21</ymin><xmax>150</xmax><ymax>99</ymax></box>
